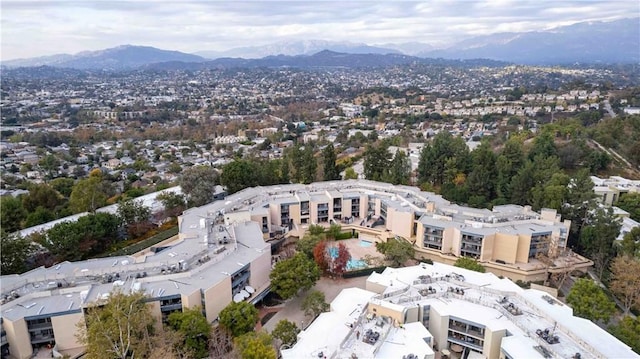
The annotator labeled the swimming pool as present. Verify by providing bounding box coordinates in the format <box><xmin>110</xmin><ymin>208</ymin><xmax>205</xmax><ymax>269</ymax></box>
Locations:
<box><xmin>328</xmin><ymin>247</ymin><xmax>368</xmax><ymax>270</ymax></box>
<box><xmin>359</xmin><ymin>240</ymin><xmax>373</xmax><ymax>247</ymax></box>
<box><xmin>347</xmin><ymin>259</ymin><xmax>367</xmax><ymax>270</ymax></box>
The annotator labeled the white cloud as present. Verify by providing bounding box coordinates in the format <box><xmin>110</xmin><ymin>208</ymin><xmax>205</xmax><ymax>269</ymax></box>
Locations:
<box><xmin>0</xmin><ymin>0</ymin><xmax>637</xmax><ymax>60</ymax></box>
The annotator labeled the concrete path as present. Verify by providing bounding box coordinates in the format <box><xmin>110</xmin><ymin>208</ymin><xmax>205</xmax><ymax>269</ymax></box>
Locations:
<box><xmin>261</xmin><ymin>276</ymin><xmax>367</xmax><ymax>332</ymax></box>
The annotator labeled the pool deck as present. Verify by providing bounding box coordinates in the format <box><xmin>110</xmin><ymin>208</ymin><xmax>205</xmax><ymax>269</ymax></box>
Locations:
<box><xmin>336</xmin><ymin>238</ymin><xmax>384</xmax><ymax>266</ymax></box>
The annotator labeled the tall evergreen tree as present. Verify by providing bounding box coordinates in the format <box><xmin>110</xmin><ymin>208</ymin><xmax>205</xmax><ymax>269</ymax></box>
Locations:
<box><xmin>466</xmin><ymin>142</ymin><xmax>497</xmax><ymax>206</ymax></box>
<box><xmin>321</xmin><ymin>144</ymin><xmax>339</xmax><ymax>181</ymax></box>
<box><xmin>387</xmin><ymin>150</ymin><xmax>411</xmax><ymax>185</ymax></box>
<box><xmin>363</xmin><ymin>143</ymin><xmax>390</xmax><ymax>181</ymax></box>
<box><xmin>580</xmin><ymin>207</ymin><xmax>621</xmax><ymax>280</ymax></box>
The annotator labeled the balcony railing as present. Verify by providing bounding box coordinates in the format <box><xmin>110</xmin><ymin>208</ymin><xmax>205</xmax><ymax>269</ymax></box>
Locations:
<box><xmin>160</xmin><ymin>303</ymin><xmax>183</xmax><ymax>312</ymax></box>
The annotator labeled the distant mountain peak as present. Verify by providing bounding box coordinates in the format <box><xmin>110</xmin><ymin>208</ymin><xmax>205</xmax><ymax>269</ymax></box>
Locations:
<box><xmin>419</xmin><ymin>17</ymin><xmax>639</xmax><ymax>64</ymax></box>
<box><xmin>3</xmin><ymin>45</ymin><xmax>206</xmax><ymax>70</ymax></box>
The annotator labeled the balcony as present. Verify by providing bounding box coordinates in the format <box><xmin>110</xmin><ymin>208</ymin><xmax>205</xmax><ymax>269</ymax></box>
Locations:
<box><xmin>27</xmin><ymin>322</ymin><xmax>53</xmax><ymax>331</ymax></box>
<box><xmin>447</xmin><ymin>335</ymin><xmax>483</xmax><ymax>352</ymax></box>
<box><xmin>160</xmin><ymin>303</ymin><xmax>183</xmax><ymax>312</ymax></box>
<box><xmin>449</xmin><ymin>323</ymin><xmax>485</xmax><ymax>340</ymax></box>
<box><xmin>30</xmin><ymin>332</ymin><xmax>55</xmax><ymax>345</ymax></box>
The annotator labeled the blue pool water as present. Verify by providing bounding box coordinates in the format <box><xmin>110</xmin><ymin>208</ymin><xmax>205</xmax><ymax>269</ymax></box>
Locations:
<box><xmin>327</xmin><ymin>247</ymin><xmax>367</xmax><ymax>270</ymax></box>
<box><xmin>347</xmin><ymin>259</ymin><xmax>367</xmax><ymax>270</ymax></box>
<box><xmin>359</xmin><ymin>240</ymin><xmax>373</xmax><ymax>247</ymax></box>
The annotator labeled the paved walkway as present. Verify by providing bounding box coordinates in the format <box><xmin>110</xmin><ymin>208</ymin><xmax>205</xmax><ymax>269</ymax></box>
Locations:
<box><xmin>261</xmin><ymin>276</ymin><xmax>367</xmax><ymax>332</ymax></box>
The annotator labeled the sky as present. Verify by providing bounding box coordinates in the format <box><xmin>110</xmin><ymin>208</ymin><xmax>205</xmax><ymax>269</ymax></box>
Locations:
<box><xmin>1</xmin><ymin>0</ymin><xmax>638</xmax><ymax>60</ymax></box>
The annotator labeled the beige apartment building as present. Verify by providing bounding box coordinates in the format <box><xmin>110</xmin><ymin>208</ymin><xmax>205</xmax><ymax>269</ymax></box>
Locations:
<box><xmin>283</xmin><ymin>263</ymin><xmax>638</xmax><ymax>359</ymax></box>
<box><xmin>1</xmin><ymin>180</ymin><xmax>592</xmax><ymax>357</ymax></box>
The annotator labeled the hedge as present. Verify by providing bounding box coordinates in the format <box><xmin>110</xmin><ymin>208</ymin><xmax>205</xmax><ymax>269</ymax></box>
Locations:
<box><xmin>335</xmin><ymin>231</ymin><xmax>357</xmax><ymax>240</ymax></box>
<box><xmin>107</xmin><ymin>226</ymin><xmax>179</xmax><ymax>257</ymax></box>
<box><xmin>343</xmin><ymin>266</ymin><xmax>387</xmax><ymax>278</ymax></box>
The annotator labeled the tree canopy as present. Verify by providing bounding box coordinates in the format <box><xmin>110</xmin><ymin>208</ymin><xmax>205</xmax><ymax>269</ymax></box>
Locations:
<box><xmin>375</xmin><ymin>238</ymin><xmax>415</xmax><ymax>267</ymax></box>
<box><xmin>179</xmin><ymin>165</ymin><xmax>219</xmax><ymax>207</ymax></box>
<box><xmin>579</xmin><ymin>207</ymin><xmax>621</xmax><ymax>280</ymax></box>
<box><xmin>219</xmin><ymin>301</ymin><xmax>259</xmax><ymax>337</ymax></box>
<box><xmin>167</xmin><ymin>307</ymin><xmax>211</xmax><ymax>358</ymax></box>
<box><xmin>1</xmin><ymin>195</ymin><xmax>27</xmax><ymax>233</ymax></box>
<box><xmin>69</xmin><ymin>171</ymin><xmax>113</xmax><ymax>213</ymax></box>
<box><xmin>271</xmin><ymin>319</ymin><xmax>299</xmax><ymax>347</ymax></box>
<box><xmin>270</xmin><ymin>253</ymin><xmax>320</xmax><ymax>299</ymax></box>
<box><xmin>609</xmin><ymin>255</ymin><xmax>640</xmax><ymax>314</ymax></box>
<box><xmin>454</xmin><ymin>257</ymin><xmax>486</xmax><ymax>273</ymax></box>
<box><xmin>566</xmin><ymin>278</ymin><xmax>615</xmax><ymax>323</ymax></box>
<box><xmin>78</xmin><ymin>290</ymin><xmax>155</xmax><ymax>359</ymax></box>
<box><xmin>609</xmin><ymin>316</ymin><xmax>640</xmax><ymax>354</ymax></box>
<box><xmin>616</xmin><ymin>193</ymin><xmax>640</xmax><ymax>222</ymax></box>
<box><xmin>0</xmin><ymin>231</ymin><xmax>34</xmax><ymax>275</ymax></box>
<box><xmin>321</xmin><ymin>144</ymin><xmax>340</xmax><ymax>181</ymax></box>
<box><xmin>301</xmin><ymin>290</ymin><xmax>329</xmax><ymax>319</ymax></box>
<box><xmin>233</xmin><ymin>331</ymin><xmax>276</xmax><ymax>359</ymax></box>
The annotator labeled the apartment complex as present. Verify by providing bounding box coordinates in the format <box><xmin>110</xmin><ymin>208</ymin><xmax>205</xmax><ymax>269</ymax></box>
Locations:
<box><xmin>283</xmin><ymin>263</ymin><xmax>638</xmax><ymax>359</ymax></box>
<box><xmin>260</xmin><ymin>180</ymin><xmax>590</xmax><ymax>281</ymax></box>
<box><xmin>1</xmin><ymin>211</ymin><xmax>271</xmax><ymax>358</ymax></box>
<box><xmin>591</xmin><ymin>175</ymin><xmax>640</xmax><ymax>206</ymax></box>
<box><xmin>1</xmin><ymin>180</ymin><xmax>591</xmax><ymax>358</ymax></box>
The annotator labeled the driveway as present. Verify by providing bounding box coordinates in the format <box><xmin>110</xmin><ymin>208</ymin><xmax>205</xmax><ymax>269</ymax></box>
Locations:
<box><xmin>261</xmin><ymin>276</ymin><xmax>368</xmax><ymax>332</ymax></box>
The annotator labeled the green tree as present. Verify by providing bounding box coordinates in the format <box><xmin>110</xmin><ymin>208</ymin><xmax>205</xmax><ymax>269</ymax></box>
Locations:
<box><xmin>179</xmin><ymin>165</ymin><xmax>219</xmax><ymax>207</ymax></box>
<box><xmin>343</xmin><ymin>167</ymin><xmax>358</xmax><ymax>180</ymax></box>
<box><xmin>167</xmin><ymin>307</ymin><xmax>211</xmax><ymax>358</ymax></box>
<box><xmin>616</xmin><ymin>193</ymin><xmax>640</xmax><ymax>222</ymax></box>
<box><xmin>297</xmin><ymin>234</ymin><xmax>324</xmax><ymax>259</ymax></box>
<box><xmin>0</xmin><ymin>231</ymin><xmax>35</xmax><ymax>274</ymax></box>
<box><xmin>78</xmin><ymin>290</ymin><xmax>155</xmax><ymax>359</ymax></box>
<box><xmin>24</xmin><ymin>206</ymin><xmax>55</xmax><ymax>227</ymax></box>
<box><xmin>454</xmin><ymin>257</ymin><xmax>486</xmax><ymax>272</ymax></box>
<box><xmin>321</xmin><ymin>144</ymin><xmax>339</xmax><ymax>181</ymax></box>
<box><xmin>417</xmin><ymin>132</ymin><xmax>470</xmax><ymax>187</ymax></box>
<box><xmin>465</xmin><ymin>142</ymin><xmax>497</xmax><ymax>207</ymax></box>
<box><xmin>386</xmin><ymin>150</ymin><xmax>411</xmax><ymax>185</ymax></box>
<box><xmin>69</xmin><ymin>171</ymin><xmax>113</xmax><ymax>213</ymax></box>
<box><xmin>580</xmin><ymin>207</ymin><xmax>621</xmax><ymax>280</ymax></box>
<box><xmin>620</xmin><ymin>227</ymin><xmax>640</xmax><ymax>258</ymax></box>
<box><xmin>22</xmin><ymin>183</ymin><xmax>63</xmax><ymax>213</ymax></box>
<box><xmin>609</xmin><ymin>255</ymin><xmax>640</xmax><ymax>314</ymax></box>
<box><xmin>270</xmin><ymin>253</ymin><xmax>320</xmax><ymax>299</ymax></box>
<box><xmin>50</xmin><ymin>177</ymin><xmax>75</xmax><ymax>197</ymax></box>
<box><xmin>220</xmin><ymin>159</ymin><xmax>259</xmax><ymax>194</ymax></box>
<box><xmin>301</xmin><ymin>290</ymin><xmax>329</xmax><ymax>318</ymax></box>
<box><xmin>562</xmin><ymin>169</ymin><xmax>597</xmax><ymax>236</ymax></box>
<box><xmin>0</xmin><ymin>196</ymin><xmax>27</xmax><ymax>233</ymax></box>
<box><xmin>528</xmin><ymin>132</ymin><xmax>557</xmax><ymax>160</ymax></box>
<box><xmin>566</xmin><ymin>278</ymin><xmax>615</xmax><ymax>323</ymax></box>
<box><xmin>43</xmin><ymin>213</ymin><xmax>121</xmax><ymax>260</ymax></box>
<box><xmin>156</xmin><ymin>192</ymin><xmax>186</xmax><ymax>218</ymax></box>
<box><xmin>219</xmin><ymin>301</ymin><xmax>259</xmax><ymax>337</ymax></box>
<box><xmin>117</xmin><ymin>198</ymin><xmax>152</xmax><ymax>237</ymax></box>
<box><xmin>301</xmin><ymin>145</ymin><xmax>317</xmax><ymax>184</ymax></box>
<box><xmin>363</xmin><ymin>143</ymin><xmax>390</xmax><ymax>181</ymax></box>
<box><xmin>375</xmin><ymin>237</ymin><xmax>415</xmax><ymax>267</ymax></box>
<box><xmin>233</xmin><ymin>331</ymin><xmax>276</xmax><ymax>359</ymax></box>
<box><xmin>326</xmin><ymin>224</ymin><xmax>342</xmax><ymax>240</ymax></box>
<box><xmin>271</xmin><ymin>319</ymin><xmax>299</xmax><ymax>347</ymax></box>
<box><xmin>609</xmin><ymin>316</ymin><xmax>640</xmax><ymax>354</ymax></box>
<box><xmin>495</xmin><ymin>139</ymin><xmax>525</xmax><ymax>201</ymax></box>
<box><xmin>39</xmin><ymin>153</ymin><xmax>60</xmax><ymax>178</ymax></box>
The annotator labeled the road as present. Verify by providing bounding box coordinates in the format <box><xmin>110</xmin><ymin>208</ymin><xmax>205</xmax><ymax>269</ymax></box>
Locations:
<box><xmin>603</xmin><ymin>99</ymin><xmax>616</xmax><ymax>118</ymax></box>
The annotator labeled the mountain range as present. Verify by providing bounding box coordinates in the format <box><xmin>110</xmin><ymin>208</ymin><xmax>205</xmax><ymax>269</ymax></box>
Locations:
<box><xmin>3</xmin><ymin>18</ymin><xmax>638</xmax><ymax>70</ymax></box>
